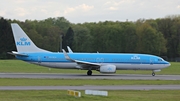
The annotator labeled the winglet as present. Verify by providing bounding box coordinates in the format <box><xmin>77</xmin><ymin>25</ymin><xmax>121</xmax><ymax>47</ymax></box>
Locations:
<box><xmin>67</xmin><ymin>46</ymin><xmax>73</xmax><ymax>53</ymax></box>
<box><xmin>62</xmin><ymin>49</ymin><xmax>74</xmax><ymax>61</ymax></box>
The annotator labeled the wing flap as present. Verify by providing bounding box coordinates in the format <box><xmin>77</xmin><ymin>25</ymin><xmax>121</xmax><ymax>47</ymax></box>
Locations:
<box><xmin>75</xmin><ymin>60</ymin><xmax>101</xmax><ymax>66</ymax></box>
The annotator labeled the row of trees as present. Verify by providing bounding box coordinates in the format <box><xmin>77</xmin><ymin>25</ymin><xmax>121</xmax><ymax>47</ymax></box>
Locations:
<box><xmin>0</xmin><ymin>15</ymin><xmax>180</xmax><ymax>60</ymax></box>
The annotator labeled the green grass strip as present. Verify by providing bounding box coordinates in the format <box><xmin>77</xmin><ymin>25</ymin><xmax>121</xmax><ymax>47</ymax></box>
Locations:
<box><xmin>0</xmin><ymin>90</ymin><xmax>179</xmax><ymax>101</ymax></box>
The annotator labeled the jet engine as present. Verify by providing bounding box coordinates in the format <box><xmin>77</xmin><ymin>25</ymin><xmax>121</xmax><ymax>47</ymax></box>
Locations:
<box><xmin>99</xmin><ymin>65</ymin><xmax>116</xmax><ymax>73</ymax></box>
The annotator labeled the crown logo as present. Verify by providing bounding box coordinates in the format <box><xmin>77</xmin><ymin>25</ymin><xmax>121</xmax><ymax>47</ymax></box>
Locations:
<box><xmin>20</xmin><ymin>37</ymin><xmax>27</xmax><ymax>41</ymax></box>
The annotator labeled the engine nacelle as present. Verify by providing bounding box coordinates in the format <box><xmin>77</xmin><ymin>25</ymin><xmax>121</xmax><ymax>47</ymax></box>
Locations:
<box><xmin>99</xmin><ymin>65</ymin><xmax>116</xmax><ymax>73</ymax></box>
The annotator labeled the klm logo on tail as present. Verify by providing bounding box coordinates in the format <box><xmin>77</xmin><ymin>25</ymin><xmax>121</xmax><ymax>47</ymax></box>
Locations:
<box><xmin>16</xmin><ymin>37</ymin><xmax>31</xmax><ymax>46</ymax></box>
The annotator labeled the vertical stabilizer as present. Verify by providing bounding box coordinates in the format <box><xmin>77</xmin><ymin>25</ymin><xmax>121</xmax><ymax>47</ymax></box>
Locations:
<box><xmin>11</xmin><ymin>23</ymin><xmax>49</xmax><ymax>53</ymax></box>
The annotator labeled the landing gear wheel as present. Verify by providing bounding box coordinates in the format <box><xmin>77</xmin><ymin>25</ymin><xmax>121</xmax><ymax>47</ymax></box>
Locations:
<box><xmin>152</xmin><ymin>72</ymin><xmax>155</xmax><ymax>76</ymax></box>
<box><xmin>87</xmin><ymin>70</ymin><xmax>92</xmax><ymax>75</ymax></box>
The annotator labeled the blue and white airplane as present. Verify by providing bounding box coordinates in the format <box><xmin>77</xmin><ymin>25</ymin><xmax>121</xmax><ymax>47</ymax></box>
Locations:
<box><xmin>8</xmin><ymin>23</ymin><xmax>170</xmax><ymax>76</ymax></box>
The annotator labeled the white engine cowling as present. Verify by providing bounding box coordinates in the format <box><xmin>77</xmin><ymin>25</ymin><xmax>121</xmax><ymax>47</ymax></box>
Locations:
<box><xmin>99</xmin><ymin>65</ymin><xmax>116</xmax><ymax>73</ymax></box>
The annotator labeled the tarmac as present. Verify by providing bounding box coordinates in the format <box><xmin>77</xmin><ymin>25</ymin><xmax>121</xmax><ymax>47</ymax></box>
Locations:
<box><xmin>0</xmin><ymin>73</ymin><xmax>180</xmax><ymax>80</ymax></box>
<box><xmin>0</xmin><ymin>85</ymin><xmax>180</xmax><ymax>90</ymax></box>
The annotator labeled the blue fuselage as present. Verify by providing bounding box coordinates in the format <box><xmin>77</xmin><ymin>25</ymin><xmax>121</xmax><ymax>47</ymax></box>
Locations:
<box><xmin>16</xmin><ymin>52</ymin><xmax>170</xmax><ymax>70</ymax></box>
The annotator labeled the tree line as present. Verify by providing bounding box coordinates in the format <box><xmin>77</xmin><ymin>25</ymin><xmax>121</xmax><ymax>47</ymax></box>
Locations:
<box><xmin>0</xmin><ymin>15</ymin><xmax>180</xmax><ymax>61</ymax></box>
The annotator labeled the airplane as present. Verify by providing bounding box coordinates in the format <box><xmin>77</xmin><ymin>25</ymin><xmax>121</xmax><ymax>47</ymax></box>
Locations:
<box><xmin>8</xmin><ymin>23</ymin><xmax>171</xmax><ymax>76</ymax></box>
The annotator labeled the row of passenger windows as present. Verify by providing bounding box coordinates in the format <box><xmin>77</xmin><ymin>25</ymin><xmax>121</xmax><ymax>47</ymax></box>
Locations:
<box><xmin>44</xmin><ymin>57</ymin><xmax>150</xmax><ymax>62</ymax></box>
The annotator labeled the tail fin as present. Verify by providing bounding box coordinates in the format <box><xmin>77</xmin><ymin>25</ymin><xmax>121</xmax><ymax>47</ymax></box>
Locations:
<box><xmin>11</xmin><ymin>23</ymin><xmax>49</xmax><ymax>53</ymax></box>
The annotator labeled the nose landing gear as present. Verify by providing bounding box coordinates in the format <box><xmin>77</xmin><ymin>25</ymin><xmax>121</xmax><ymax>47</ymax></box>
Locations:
<box><xmin>152</xmin><ymin>70</ymin><xmax>161</xmax><ymax>76</ymax></box>
<box><xmin>152</xmin><ymin>72</ymin><xmax>155</xmax><ymax>76</ymax></box>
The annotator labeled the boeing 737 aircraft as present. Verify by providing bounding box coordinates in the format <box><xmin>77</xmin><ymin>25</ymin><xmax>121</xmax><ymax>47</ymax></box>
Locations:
<box><xmin>8</xmin><ymin>23</ymin><xmax>171</xmax><ymax>76</ymax></box>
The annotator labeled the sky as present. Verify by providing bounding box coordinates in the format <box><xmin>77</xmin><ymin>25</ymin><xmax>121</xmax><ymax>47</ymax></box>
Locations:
<box><xmin>0</xmin><ymin>0</ymin><xmax>180</xmax><ymax>23</ymax></box>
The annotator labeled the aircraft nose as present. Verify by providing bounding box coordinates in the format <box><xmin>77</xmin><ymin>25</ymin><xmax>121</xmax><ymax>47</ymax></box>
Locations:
<box><xmin>165</xmin><ymin>62</ymin><xmax>171</xmax><ymax>68</ymax></box>
<box><xmin>168</xmin><ymin>62</ymin><xmax>171</xmax><ymax>66</ymax></box>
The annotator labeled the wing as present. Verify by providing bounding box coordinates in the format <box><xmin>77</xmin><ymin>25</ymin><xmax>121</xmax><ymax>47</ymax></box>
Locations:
<box><xmin>62</xmin><ymin>49</ymin><xmax>101</xmax><ymax>69</ymax></box>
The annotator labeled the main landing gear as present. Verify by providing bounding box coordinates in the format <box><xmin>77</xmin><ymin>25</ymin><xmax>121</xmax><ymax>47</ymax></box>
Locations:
<box><xmin>152</xmin><ymin>72</ymin><xmax>155</xmax><ymax>76</ymax></box>
<box><xmin>87</xmin><ymin>70</ymin><xmax>92</xmax><ymax>75</ymax></box>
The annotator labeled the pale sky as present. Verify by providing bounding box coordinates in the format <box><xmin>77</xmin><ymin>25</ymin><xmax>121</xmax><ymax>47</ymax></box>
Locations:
<box><xmin>0</xmin><ymin>0</ymin><xmax>180</xmax><ymax>23</ymax></box>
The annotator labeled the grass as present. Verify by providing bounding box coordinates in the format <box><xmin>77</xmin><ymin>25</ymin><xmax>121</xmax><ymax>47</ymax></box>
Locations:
<box><xmin>0</xmin><ymin>60</ymin><xmax>179</xmax><ymax>75</ymax></box>
<box><xmin>0</xmin><ymin>78</ymin><xmax>180</xmax><ymax>86</ymax></box>
<box><xmin>0</xmin><ymin>90</ymin><xmax>179</xmax><ymax>101</ymax></box>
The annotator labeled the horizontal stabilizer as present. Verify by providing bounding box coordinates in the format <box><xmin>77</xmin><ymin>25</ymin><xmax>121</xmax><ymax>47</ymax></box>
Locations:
<box><xmin>7</xmin><ymin>51</ymin><xmax>28</xmax><ymax>57</ymax></box>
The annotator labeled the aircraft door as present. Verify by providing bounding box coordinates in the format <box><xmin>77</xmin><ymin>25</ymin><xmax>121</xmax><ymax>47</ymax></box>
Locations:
<box><xmin>38</xmin><ymin>56</ymin><xmax>41</xmax><ymax>63</ymax></box>
<box><xmin>150</xmin><ymin>58</ymin><xmax>154</xmax><ymax>65</ymax></box>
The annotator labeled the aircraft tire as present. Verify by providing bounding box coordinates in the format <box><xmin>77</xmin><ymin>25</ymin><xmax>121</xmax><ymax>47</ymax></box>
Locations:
<box><xmin>152</xmin><ymin>72</ymin><xmax>155</xmax><ymax>76</ymax></box>
<box><xmin>87</xmin><ymin>70</ymin><xmax>92</xmax><ymax>75</ymax></box>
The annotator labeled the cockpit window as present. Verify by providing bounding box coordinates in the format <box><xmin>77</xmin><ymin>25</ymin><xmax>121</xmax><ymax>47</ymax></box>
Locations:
<box><xmin>158</xmin><ymin>58</ymin><xmax>163</xmax><ymax>61</ymax></box>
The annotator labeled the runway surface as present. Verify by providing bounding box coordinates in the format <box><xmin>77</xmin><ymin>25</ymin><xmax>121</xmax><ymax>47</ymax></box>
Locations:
<box><xmin>0</xmin><ymin>85</ymin><xmax>180</xmax><ymax>90</ymax></box>
<box><xmin>0</xmin><ymin>73</ymin><xmax>180</xmax><ymax>80</ymax></box>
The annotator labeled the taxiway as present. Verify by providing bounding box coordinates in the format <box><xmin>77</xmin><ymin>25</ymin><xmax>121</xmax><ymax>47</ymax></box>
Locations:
<box><xmin>0</xmin><ymin>85</ymin><xmax>180</xmax><ymax>90</ymax></box>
